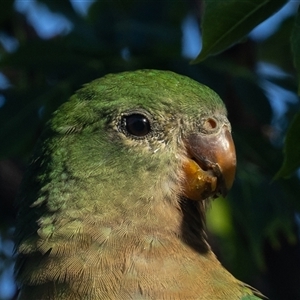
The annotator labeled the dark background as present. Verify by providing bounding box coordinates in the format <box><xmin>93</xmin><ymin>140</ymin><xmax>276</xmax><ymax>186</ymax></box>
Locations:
<box><xmin>1</xmin><ymin>1</ymin><xmax>300</xmax><ymax>299</ymax></box>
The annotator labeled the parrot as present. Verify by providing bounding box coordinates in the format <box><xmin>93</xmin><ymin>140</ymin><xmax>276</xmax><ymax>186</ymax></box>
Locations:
<box><xmin>14</xmin><ymin>69</ymin><xmax>266</xmax><ymax>299</ymax></box>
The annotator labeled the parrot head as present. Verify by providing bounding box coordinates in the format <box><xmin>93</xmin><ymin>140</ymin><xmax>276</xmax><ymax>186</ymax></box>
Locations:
<box><xmin>15</xmin><ymin>70</ymin><xmax>245</xmax><ymax>299</ymax></box>
<box><xmin>16</xmin><ymin>68</ymin><xmax>237</xmax><ymax>259</ymax></box>
<box><xmin>49</xmin><ymin>69</ymin><xmax>236</xmax><ymax>204</ymax></box>
<box><xmin>42</xmin><ymin>70</ymin><xmax>236</xmax><ymax>241</ymax></box>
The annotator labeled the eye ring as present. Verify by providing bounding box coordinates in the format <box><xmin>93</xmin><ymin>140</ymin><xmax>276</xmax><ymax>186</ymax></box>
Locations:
<box><xmin>123</xmin><ymin>113</ymin><xmax>151</xmax><ymax>137</ymax></box>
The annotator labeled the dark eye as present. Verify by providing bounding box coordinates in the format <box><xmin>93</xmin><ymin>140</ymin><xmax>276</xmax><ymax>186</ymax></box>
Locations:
<box><xmin>124</xmin><ymin>113</ymin><xmax>151</xmax><ymax>137</ymax></box>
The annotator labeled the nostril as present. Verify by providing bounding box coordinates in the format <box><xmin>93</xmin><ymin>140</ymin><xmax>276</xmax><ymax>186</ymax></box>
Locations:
<box><xmin>204</xmin><ymin>118</ymin><xmax>217</xmax><ymax>130</ymax></box>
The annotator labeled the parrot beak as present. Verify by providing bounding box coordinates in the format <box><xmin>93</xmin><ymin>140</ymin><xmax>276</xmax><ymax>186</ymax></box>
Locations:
<box><xmin>182</xmin><ymin>125</ymin><xmax>236</xmax><ymax>201</ymax></box>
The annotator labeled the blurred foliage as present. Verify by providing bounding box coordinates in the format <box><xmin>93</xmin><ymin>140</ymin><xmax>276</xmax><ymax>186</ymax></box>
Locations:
<box><xmin>291</xmin><ymin>4</ymin><xmax>300</xmax><ymax>92</ymax></box>
<box><xmin>0</xmin><ymin>0</ymin><xmax>300</xmax><ymax>299</ymax></box>
<box><xmin>276</xmin><ymin>111</ymin><xmax>300</xmax><ymax>178</ymax></box>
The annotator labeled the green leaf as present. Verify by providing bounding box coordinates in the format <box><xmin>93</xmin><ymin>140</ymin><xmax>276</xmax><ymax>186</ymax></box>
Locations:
<box><xmin>193</xmin><ymin>0</ymin><xmax>288</xmax><ymax>63</ymax></box>
<box><xmin>276</xmin><ymin>111</ymin><xmax>300</xmax><ymax>178</ymax></box>
<box><xmin>291</xmin><ymin>5</ymin><xmax>300</xmax><ymax>94</ymax></box>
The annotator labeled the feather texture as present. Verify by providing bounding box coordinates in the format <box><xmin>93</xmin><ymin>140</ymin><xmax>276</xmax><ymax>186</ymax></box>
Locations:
<box><xmin>15</xmin><ymin>70</ymin><xmax>266</xmax><ymax>299</ymax></box>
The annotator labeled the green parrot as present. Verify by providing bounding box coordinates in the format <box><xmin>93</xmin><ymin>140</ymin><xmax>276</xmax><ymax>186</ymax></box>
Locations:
<box><xmin>14</xmin><ymin>70</ymin><xmax>266</xmax><ymax>299</ymax></box>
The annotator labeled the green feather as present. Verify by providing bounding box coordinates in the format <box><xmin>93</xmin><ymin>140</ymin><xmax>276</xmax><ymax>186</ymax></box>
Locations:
<box><xmin>15</xmin><ymin>70</ymin><xmax>266</xmax><ymax>299</ymax></box>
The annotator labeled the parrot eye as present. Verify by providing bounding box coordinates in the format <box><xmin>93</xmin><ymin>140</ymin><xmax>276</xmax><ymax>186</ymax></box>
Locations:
<box><xmin>124</xmin><ymin>113</ymin><xmax>151</xmax><ymax>137</ymax></box>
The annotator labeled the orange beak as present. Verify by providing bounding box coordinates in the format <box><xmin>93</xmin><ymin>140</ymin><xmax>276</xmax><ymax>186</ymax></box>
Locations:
<box><xmin>182</xmin><ymin>126</ymin><xmax>236</xmax><ymax>201</ymax></box>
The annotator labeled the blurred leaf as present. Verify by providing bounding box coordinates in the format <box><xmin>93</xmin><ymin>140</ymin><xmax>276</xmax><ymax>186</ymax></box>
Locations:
<box><xmin>233</xmin><ymin>74</ymin><xmax>273</xmax><ymax>125</ymax></box>
<box><xmin>193</xmin><ymin>0</ymin><xmax>288</xmax><ymax>63</ymax></box>
<box><xmin>230</xmin><ymin>156</ymin><xmax>295</xmax><ymax>270</ymax></box>
<box><xmin>0</xmin><ymin>88</ymin><xmax>42</xmax><ymax>159</ymax></box>
<box><xmin>265</xmin><ymin>74</ymin><xmax>298</xmax><ymax>93</ymax></box>
<box><xmin>258</xmin><ymin>16</ymin><xmax>295</xmax><ymax>73</ymax></box>
<box><xmin>37</xmin><ymin>0</ymin><xmax>78</xmax><ymax>21</ymax></box>
<box><xmin>276</xmin><ymin>111</ymin><xmax>300</xmax><ymax>178</ymax></box>
<box><xmin>0</xmin><ymin>0</ymin><xmax>14</xmax><ymax>24</ymax></box>
<box><xmin>38</xmin><ymin>0</ymin><xmax>105</xmax><ymax>47</ymax></box>
<box><xmin>291</xmin><ymin>5</ymin><xmax>300</xmax><ymax>94</ymax></box>
<box><xmin>0</xmin><ymin>39</ymin><xmax>92</xmax><ymax>71</ymax></box>
<box><xmin>207</xmin><ymin>196</ymin><xmax>233</xmax><ymax>236</ymax></box>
